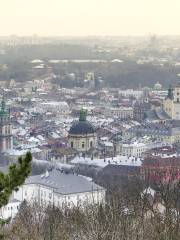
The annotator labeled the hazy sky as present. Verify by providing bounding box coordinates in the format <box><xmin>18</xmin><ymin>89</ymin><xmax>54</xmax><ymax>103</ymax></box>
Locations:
<box><xmin>0</xmin><ymin>0</ymin><xmax>180</xmax><ymax>36</ymax></box>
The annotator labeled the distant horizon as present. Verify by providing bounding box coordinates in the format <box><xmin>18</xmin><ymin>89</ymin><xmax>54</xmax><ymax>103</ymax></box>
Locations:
<box><xmin>1</xmin><ymin>34</ymin><xmax>180</xmax><ymax>38</ymax></box>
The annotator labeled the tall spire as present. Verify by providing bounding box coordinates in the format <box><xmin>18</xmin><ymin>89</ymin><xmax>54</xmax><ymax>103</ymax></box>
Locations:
<box><xmin>79</xmin><ymin>109</ymin><xmax>87</xmax><ymax>121</ymax></box>
<box><xmin>167</xmin><ymin>85</ymin><xmax>174</xmax><ymax>100</ymax></box>
<box><xmin>0</xmin><ymin>96</ymin><xmax>10</xmax><ymax>117</ymax></box>
<box><xmin>1</xmin><ymin>97</ymin><xmax>5</xmax><ymax>112</ymax></box>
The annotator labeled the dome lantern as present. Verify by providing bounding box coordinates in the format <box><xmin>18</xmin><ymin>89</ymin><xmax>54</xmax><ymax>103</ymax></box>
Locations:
<box><xmin>79</xmin><ymin>109</ymin><xmax>87</xmax><ymax>121</ymax></box>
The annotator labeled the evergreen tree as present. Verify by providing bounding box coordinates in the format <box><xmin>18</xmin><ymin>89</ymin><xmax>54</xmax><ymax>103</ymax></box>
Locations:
<box><xmin>0</xmin><ymin>152</ymin><xmax>32</xmax><ymax>238</ymax></box>
<box><xmin>0</xmin><ymin>152</ymin><xmax>32</xmax><ymax>226</ymax></box>
<box><xmin>0</xmin><ymin>152</ymin><xmax>32</xmax><ymax>208</ymax></box>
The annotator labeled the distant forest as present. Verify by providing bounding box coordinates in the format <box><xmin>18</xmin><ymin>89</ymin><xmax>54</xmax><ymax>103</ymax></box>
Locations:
<box><xmin>0</xmin><ymin>44</ymin><xmax>180</xmax><ymax>88</ymax></box>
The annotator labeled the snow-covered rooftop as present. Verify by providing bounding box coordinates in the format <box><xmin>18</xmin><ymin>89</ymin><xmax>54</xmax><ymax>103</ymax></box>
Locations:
<box><xmin>71</xmin><ymin>155</ymin><xmax>142</xmax><ymax>168</ymax></box>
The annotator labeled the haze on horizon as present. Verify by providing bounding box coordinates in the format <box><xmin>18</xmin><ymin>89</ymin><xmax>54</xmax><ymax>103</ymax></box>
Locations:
<box><xmin>0</xmin><ymin>0</ymin><xmax>180</xmax><ymax>36</ymax></box>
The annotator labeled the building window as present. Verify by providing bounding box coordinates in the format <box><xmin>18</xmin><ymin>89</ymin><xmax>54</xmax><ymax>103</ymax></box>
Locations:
<box><xmin>71</xmin><ymin>142</ymin><xmax>73</xmax><ymax>148</ymax></box>
<box><xmin>90</xmin><ymin>141</ymin><xmax>93</xmax><ymax>147</ymax></box>
<box><xmin>82</xmin><ymin>142</ymin><xmax>85</xmax><ymax>148</ymax></box>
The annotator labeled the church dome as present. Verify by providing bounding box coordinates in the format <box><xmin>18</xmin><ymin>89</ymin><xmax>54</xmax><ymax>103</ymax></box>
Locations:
<box><xmin>69</xmin><ymin>109</ymin><xmax>95</xmax><ymax>135</ymax></box>
<box><xmin>69</xmin><ymin>121</ymin><xmax>95</xmax><ymax>135</ymax></box>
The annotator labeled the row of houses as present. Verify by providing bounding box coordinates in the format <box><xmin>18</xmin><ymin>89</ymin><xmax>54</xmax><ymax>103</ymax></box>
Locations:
<box><xmin>128</xmin><ymin>120</ymin><xmax>180</xmax><ymax>144</ymax></box>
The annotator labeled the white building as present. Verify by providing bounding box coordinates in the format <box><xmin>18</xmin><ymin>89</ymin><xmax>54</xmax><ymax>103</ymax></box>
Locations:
<box><xmin>38</xmin><ymin>101</ymin><xmax>70</xmax><ymax>115</ymax></box>
<box><xmin>110</xmin><ymin>107</ymin><xmax>133</xmax><ymax>119</ymax></box>
<box><xmin>121</xmin><ymin>142</ymin><xmax>147</xmax><ymax>157</ymax></box>
<box><xmin>0</xmin><ymin>199</ymin><xmax>21</xmax><ymax>220</ymax></box>
<box><xmin>13</xmin><ymin>170</ymin><xmax>105</xmax><ymax>209</ymax></box>
<box><xmin>118</xmin><ymin>89</ymin><xmax>143</xmax><ymax>99</ymax></box>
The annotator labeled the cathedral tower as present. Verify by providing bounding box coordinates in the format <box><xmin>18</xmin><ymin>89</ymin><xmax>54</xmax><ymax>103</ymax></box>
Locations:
<box><xmin>0</xmin><ymin>98</ymin><xmax>13</xmax><ymax>152</ymax></box>
<box><xmin>163</xmin><ymin>83</ymin><xmax>180</xmax><ymax>120</ymax></box>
